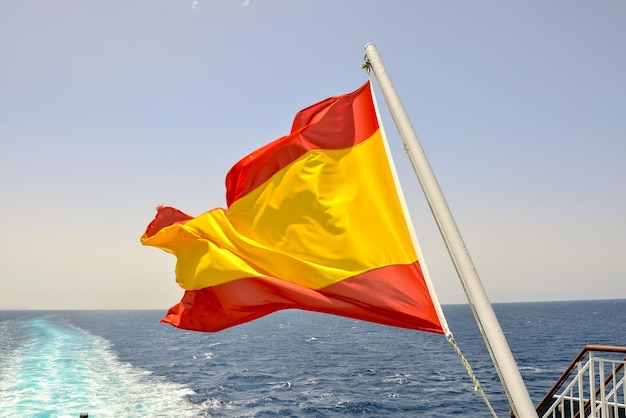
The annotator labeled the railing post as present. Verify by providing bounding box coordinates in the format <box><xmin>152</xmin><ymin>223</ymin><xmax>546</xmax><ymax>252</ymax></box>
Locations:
<box><xmin>615</xmin><ymin>366</ymin><xmax>626</xmax><ymax>413</ymax></box>
<box><xmin>611</xmin><ymin>360</ymin><xmax>618</xmax><ymax>418</ymax></box>
<box><xmin>589</xmin><ymin>352</ymin><xmax>596</xmax><ymax>418</ymax></box>
<box><xmin>577</xmin><ymin>361</ymin><xmax>584</xmax><ymax>417</ymax></box>
<box><xmin>599</xmin><ymin>359</ymin><xmax>607</xmax><ymax>417</ymax></box>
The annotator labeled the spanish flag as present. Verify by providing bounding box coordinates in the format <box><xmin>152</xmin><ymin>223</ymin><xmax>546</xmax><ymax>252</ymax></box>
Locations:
<box><xmin>141</xmin><ymin>81</ymin><xmax>443</xmax><ymax>334</ymax></box>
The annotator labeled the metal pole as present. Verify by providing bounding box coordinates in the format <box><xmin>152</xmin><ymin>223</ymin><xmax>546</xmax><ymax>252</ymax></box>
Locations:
<box><xmin>364</xmin><ymin>42</ymin><xmax>538</xmax><ymax>418</ymax></box>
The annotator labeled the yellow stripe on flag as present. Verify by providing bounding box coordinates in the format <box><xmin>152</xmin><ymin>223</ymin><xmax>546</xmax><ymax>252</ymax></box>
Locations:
<box><xmin>144</xmin><ymin>129</ymin><xmax>417</xmax><ymax>291</ymax></box>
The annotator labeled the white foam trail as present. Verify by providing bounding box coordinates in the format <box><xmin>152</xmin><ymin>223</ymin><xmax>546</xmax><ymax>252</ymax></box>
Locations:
<box><xmin>0</xmin><ymin>318</ymin><xmax>204</xmax><ymax>417</ymax></box>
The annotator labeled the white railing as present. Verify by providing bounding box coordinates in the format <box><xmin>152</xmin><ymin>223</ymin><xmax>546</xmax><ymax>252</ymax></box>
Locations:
<box><xmin>536</xmin><ymin>345</ymin><xmax>626</xmax><ymax>418</ymax></box>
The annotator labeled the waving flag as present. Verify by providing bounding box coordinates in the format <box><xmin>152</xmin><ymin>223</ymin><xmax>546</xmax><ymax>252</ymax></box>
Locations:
<box><xmin>141</xmin><ymin>81</ymin><xmax>443</xmax><ymax>334</ymax></box>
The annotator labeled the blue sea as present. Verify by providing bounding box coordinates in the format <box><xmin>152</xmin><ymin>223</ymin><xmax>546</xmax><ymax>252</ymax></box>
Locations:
<box><xmin>1</xmin><ymin>299</ymin><xmax>624</xmax><ymax>417</ymax></box>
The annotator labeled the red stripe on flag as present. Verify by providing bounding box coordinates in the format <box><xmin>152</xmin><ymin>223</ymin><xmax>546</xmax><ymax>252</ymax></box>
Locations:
<box><xmin>224</xmin><ymin>82</ymin><xmax>378</xmax><ymax>206</ymax></box>
<box><xmin>160</xmin><ymin>262</ymin><xmax>443</xmax><ymax>334</ymax></box>
<box><xmin>144</xmin><ymin>206</ymin><xmax>193</xmax><ymax>238</ymax></box>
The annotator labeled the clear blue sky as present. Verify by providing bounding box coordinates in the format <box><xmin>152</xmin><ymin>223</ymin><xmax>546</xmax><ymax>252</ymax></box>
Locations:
<box><xmin>1</xmin><ymin>1</ymin><xmax>624</xmax><ymax>309</ymax></box>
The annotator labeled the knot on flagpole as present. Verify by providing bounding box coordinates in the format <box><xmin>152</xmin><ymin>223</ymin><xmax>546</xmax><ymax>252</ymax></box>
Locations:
<box><xmin>361</xmin><ymin>59</ymin><xmax>372</xmax><ymax>74</ymax></box>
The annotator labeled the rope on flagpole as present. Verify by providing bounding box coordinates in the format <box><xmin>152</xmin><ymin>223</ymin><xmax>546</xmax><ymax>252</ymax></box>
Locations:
<box><xmin>448</xmin><ymin>336</ymin><xmax>499</xmax><ymax>418</ymax></box>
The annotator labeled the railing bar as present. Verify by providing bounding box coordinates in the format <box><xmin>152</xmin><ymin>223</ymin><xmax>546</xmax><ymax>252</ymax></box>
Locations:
<box><xmin>611</xmin><ymin>362</ymin><xmax>618</xmax><ymax>417</ymax></box>
<box><xmin>589</xmin><ymin>352</ymin><xmax>596</xmax><ymax>418</ymax></box>
<box><xmin>577</xmin><ymin>360</ymin><xmax>585</xmax><ymax>418</ymax></box>
<box><xmin>620</xmin><ymin>368</ymin><xmax>625</xmax><ymax>418</ymax></box>
<box><xmin>599</xmin><ymin>359</ymin><xmax>606</xmax><ymax>417</ymax></box>
<box><xmin>584</xmin><ymin>345</ymin><xmax>626</xmax><ymax>354</ymax></box>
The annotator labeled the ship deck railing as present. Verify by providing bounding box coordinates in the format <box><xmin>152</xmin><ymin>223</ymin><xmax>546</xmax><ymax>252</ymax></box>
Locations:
<box><xmin>536</xmin><ymin>344</ymin><xmax>626</xmax><ymax>418</ymax></box>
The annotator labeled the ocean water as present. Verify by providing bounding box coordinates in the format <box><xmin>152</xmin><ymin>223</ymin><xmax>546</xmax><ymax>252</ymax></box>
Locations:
<box><xmin>1</xmin><ymin>299</ymin><xmax>624</xmax><ymax>417</ymax></box>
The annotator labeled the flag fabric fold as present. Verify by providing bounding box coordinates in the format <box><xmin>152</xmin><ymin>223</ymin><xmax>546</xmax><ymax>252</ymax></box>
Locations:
<box><xmin>141</xmin><ymin>81</ymin><xmax>444</xmax><ymax>334</ymax></box>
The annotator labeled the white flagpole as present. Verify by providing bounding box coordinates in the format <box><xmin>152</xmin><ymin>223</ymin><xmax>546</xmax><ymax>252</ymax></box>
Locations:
<box><xmin>364</xmin><ymin>42</ymin><xmax>538</xmax><ymax>418</ymax></box>
<box><xmin>368</xmin><ymin>81</ymin><xmax>452</xmax><ymax>338</ymax></box>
